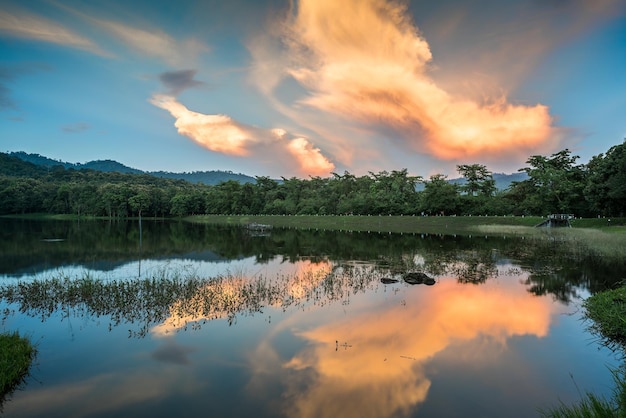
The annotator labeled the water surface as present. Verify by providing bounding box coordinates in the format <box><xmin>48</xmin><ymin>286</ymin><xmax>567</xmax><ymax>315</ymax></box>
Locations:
<box><xmin>0</xmin><ymin>219</ymin><xmax>622</xmax><ymax>417</ymax></box>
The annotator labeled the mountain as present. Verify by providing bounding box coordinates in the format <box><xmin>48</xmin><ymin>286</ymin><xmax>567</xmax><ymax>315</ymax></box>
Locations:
<box><xmin>7</xmin><ymin>151</ymin><xmax>527</xmax><ymax>189</ymax></box>
<box><xmin>8</xmin><ymin>152</ymin><xmax>256</xmax><ymax>185</ymax></box>
<box><xmin>0</xmin><ymin>152</ymin><xmax>49</xmax><ymax>177</ymax></box>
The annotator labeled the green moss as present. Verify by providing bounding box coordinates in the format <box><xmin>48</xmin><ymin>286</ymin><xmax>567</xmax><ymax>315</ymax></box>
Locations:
<box><xmin>0</xmin><ymin>331</ymin><xmax>36</xmax><ymax>399</ymax></box>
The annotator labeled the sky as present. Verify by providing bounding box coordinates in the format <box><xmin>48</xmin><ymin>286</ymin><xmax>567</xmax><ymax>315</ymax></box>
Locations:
<box><xmin>1</xmin><ymin>0</ymin><xmax>625</xmax><ymax>179</ymax></box>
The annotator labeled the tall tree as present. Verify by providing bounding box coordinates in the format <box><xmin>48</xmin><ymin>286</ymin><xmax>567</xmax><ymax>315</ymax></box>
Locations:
<box><xmin>420</xmin><ymin>174</ymin><xmax>460</xmax><ymax>215</ymax></box>
<box><xmin>513</xmin><ymin>149</ymin><xmax>586</xmax><ymax>215</ymax></box>
<box><xmin>584</xmin><ymin>140</ymin><xmax>626</xmax><ymax>217</ymax></box>
<box><xmin>456</xmin><ymin>164</ymin><xmax>495</xmax><ymax>197</ymax></box>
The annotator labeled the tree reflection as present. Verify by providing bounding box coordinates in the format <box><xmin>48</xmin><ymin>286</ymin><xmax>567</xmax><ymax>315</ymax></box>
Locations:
<box><xmin>2</xmin><ymin>262</ymin><xmax>400</xmax><ymax>337</ymax></box>
<box><xmin>2</xmin><ymin>219</ymin><xmax>624</xmax><ymax>313</ymax></box>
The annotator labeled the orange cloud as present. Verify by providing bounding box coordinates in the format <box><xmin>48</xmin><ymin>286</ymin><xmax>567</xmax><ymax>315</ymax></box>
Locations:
<box><xmin>150</xmin><ymin>94</ymin><xmax>256</xmax><ymax>156</ymax></box>
<box><xmin>150</xmin><ymin>94</ymin><xmax>335</xmax><ymax>176</ymax></box>
<box><xmin>286</xmin><ymin>136</ymin><xmax>335</xmax><ymax>176</ymax></box>
<box><xmin>281</xmin><ymin>278</ymin><xmax>555</xmax><ymax>418</ymax></box>
<box><xmin>275</xmin><ymin>0</ymin><xmax>564</xmax><ymax>162</ymax></box>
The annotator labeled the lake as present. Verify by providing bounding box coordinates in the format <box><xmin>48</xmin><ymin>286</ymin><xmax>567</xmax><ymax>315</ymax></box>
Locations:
<box><xmin>0</xmin><ymin>218</ymin><xmax>623</xmax><ymax>417</ymax></box>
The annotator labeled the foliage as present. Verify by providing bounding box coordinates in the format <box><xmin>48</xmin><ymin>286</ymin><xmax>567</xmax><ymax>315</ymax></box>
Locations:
<box><xmin>584</xmin><ymin>286</ymin><xmax>626</xmax><ymax>351</ymax></box>
<box><xmin>2</xmin><ymin>140</ymin><xmax>626</xmax><ymax>218</ymax></box>
<box><xmin>584</xmin><ymin>140</ymin><xmax>626</xmax><ymax>217</ymax></box>
<box><xmin>9</xmin><ymin>151</ymin><xmax>255</xmax><ymax>183</ymax></box>
<box><xmin>0</xmin><ymin>331</ymin><xmax>36</xmax><ymax>403</ymax></box>
<box><xmin>510</xmin><ymin>149</ymin><xmax>589</xmax><ymax>216</ymax></box>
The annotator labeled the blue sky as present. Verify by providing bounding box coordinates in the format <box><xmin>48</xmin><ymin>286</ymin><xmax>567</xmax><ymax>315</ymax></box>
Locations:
<box><xmin>1</xmin><ymin>0</ymin><xmax>625</xmax><ymax>178</ymax></box>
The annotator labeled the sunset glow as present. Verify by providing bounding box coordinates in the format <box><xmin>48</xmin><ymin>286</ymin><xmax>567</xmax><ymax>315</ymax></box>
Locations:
<box><xmin>150</xmin><ymin>95</ymin><xmax>335</xmax><ymax>176</ymax></box>
<box><xmin>1</xmin><ymin>0</ymin><xmax>624</xmax><ymax>177</ymax></box>
<box><xmin>274</xmin><ymin>0</ymin><xmax>563</xmax><ymax>161</ymax></box>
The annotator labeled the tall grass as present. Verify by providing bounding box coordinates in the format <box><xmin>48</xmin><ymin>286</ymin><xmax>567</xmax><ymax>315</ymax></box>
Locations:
<box><xmin>0</xmin><ymin>331</ymin><xmax>36</xmax><ymax>402</ymax></box>
<box><xmin>540</xmin><ymin>368</ymin><xmax>626</xmax><ymax>417</ymax></box>
<box><xmin>473</xmin><ymin>225</ymin><xmax>626</xmax><ymax>262</ymax></box>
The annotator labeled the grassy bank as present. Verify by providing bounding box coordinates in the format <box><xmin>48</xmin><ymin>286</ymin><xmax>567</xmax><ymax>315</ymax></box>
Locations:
<box><xmin>5</xmin><ymin>213</ymin><xmax>624</xmax><ymax>234</ymax></box>
<box><xmin>186</xmin><ymin>214</ymin><xmax>625</xmax><ymax>234</ymax></box>
<box><xmin>0</xmin><ymin>332</ymin><xmax>36</xmax><ymax>400</ymax></box>
<box><xmin>187</xmin><ymin>214</ymin><xmax>548</xmax><ymax>234</ymax></box>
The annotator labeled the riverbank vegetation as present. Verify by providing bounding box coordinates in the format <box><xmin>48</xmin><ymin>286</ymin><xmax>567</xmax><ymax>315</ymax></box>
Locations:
<box><xmin>541</xmin><ymin>272</ymin><xmax>626</xmax><ymax>417</ymax></box>
<box><xmin>2</xmin><ymin>142</ymin><xmax>625</xmax><ymax>219</ymax></box>
<box><xmin>0</xmin><ymin>331</ymin><xmax>36</xmax><ymax>406</ymax></box>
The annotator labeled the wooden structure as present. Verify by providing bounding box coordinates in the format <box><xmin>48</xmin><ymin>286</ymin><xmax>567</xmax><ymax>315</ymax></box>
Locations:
<box><xmin>535</xmin><ymin>214</ymin><xmax>573</xmax><ymax>228</ymax></box>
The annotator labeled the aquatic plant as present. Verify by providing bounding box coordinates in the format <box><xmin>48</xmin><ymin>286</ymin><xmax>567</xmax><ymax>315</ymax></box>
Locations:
<box><xmin>0</xmin><ymin>331</ymin><xmax>36</xmax><ymax>407</ymax></box>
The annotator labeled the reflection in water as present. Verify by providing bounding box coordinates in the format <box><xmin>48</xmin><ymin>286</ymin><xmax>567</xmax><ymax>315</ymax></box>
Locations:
<box><xmin>1</xmin><ymin>219</ymin><xmax>623</xmax><ymax>417</ymax></box>
<box><xmin>5</xmin><ymin>367</ymin><xmax>195</xmax><ymax>417</ymax></box>
<box><xmin>151</xmin><ymin>261</ymin><xmax>333</xmax><ymax>336</ymax></box>
<box><xmin>273</xmin><ymin>274</ymin><xmax>556</xmax><ymax>417</ymax></box>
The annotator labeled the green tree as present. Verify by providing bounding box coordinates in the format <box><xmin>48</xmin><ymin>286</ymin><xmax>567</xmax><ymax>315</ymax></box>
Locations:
<box><xmin>511</xmin><ymin>149</ymin><xmax>587</xmax><ymax>216</ymax></box>
<box><xmin>419</xmin><ymin>174</ymin><xmax>460</xmax><ymax>215</ymax></box>
<box><xmin>584</xmin><ymin>140</ymin><xmax>626</xmax><ymax>217</ymax></box>
<box><xmin>456</xmin><ymin>164</ymin><xmax>495</xmax><ymax>197</ymax></box>
<box><xmin>128</xmin><ymin>186</ymin><xmax>151</xmax><ymax>218</ymax></box>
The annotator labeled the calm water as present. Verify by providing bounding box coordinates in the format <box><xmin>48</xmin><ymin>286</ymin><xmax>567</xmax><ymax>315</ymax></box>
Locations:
<box><xmin>0</xmin><ymin>218</ymin><xmax>623</xmax><ymax>417</ymax></box>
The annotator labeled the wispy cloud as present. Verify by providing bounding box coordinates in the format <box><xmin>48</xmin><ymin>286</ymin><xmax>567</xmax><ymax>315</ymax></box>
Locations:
<box><xmin>158</xmin><ymin>69</ymin><xmax>204</xmax><ymax>96</ymax></box>
<box><xmin>0</xmin><ymin>8</ymin><xmax>110</xmax><ymax>56</ymax></box>
<box><xmin>90</xmin><ymin>18</ymin><xmax>208</xmax><ymax>67</ymax></box>
<box><xmin>50</xmin><ymin>1</ymin><xmax>208</xmax><ymax>67</ymax></box>
<box><xmin>1</xmin><ymin>2</ymin><xmax>208</xmax><ymax>67</ymax></box>
<box><xmin>149</xmin><ymin>94</ymin><xmax>335</xmax><ymax>176</ymax></box>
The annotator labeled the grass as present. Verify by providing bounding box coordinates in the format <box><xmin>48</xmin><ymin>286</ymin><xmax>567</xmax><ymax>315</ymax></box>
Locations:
<box><xmin>543</xmin><ymin>396</ymin><xmax>615</xmax><ymax>418</ymax></box>
<box><xmin>584</xmin><ymin>286</ymin><xmax>626</xmax><ymax>352</ymax></box>
<box><xmin>187</xmin><ymin>214</ymin><xmax>625</xmax><ymax>234</ymax></box>
<box><xmin>0</xmin><ymin>331</ymin><xmax>36</xmax><ymax>401</ymax></box>
<box><xmin>539</xmin><ymin>368</ymin><xmax>626</xmax><ymax>418</ymax></box>
<box><xmin>187</xmin><ymin>214</ymin><xmax>546</xmax><ymax>234</ymax></box>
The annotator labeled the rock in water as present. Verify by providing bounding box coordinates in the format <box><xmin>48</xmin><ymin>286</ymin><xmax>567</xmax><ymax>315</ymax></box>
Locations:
<box><xmin>403</xmin><ymin>272</ymin><xmax>435</xmax><ymax>286</ymax></box>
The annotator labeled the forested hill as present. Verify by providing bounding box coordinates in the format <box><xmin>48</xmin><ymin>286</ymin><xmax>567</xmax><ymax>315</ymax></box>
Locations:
<box><xmin>8</xmin><ymin>151</ymin><xmax>526</xmax><ymax>189</ymax></box>
<box><xmin>8</xmin><ymin>151</ymin><xmax>256</xmax><ymax>185</ymax></box>
<box><xmin>2</xmin><ymin>143</ymin><xmax>625</xmax><ymax>218</ymax></box>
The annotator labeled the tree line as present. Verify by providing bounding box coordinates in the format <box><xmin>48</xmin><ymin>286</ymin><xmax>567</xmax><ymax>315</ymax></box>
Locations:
<box><xmin>1</xmin><ymin>140</ymin><xmax>624</xmax><ymax>218</ymax></box>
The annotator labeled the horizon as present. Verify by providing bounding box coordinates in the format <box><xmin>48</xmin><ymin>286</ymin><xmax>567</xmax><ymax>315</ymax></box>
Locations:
<box><xmin>7</xmin><ymin>149</ymin><xmax>532</xmax><ymax>180</ymax></box>
<box><xmin>1</xmin><ymin>0</ymin><xmax>625</xmax><ymax>179</ymax></box>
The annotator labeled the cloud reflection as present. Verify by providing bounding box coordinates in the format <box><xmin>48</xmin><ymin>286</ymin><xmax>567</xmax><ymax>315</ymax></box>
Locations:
<box><xmin>151</xmin><ymin>261</ymin><xmax>332</xmax><ymax>337</ymax></box>
<box><xmin>280</xmin><ymin>278</ymin><xmax>554</xmax><ymax>417</ymax></box>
